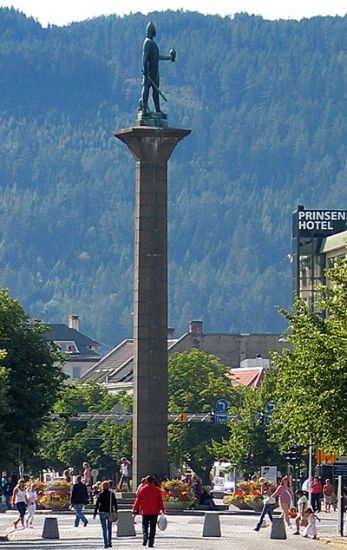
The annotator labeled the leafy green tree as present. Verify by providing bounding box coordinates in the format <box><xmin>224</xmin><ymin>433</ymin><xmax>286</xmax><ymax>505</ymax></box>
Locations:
<box><xmin>270</xmin><ymin>258</ymin><xmax>347</xmax><ymax>452</ymax></box>
<box><xmin>168</xmin><ymin>349</ymin><xmax>236</xmax><ymax>483</ymax></box>
<box><xmin>0</xmin><ymin>349</ymin><xmax>8</xmax><ymax>437</ymax></box>
<box><xmin>0</xmin><ymin>289</ymin><xmax>65</xmax><ymax>466</ymax></box>
<box><xmin>36</xmin><ymin>381</ymin><xmax>132</xmax><ymax>476</ymax></box>
<box><xmin>213</xmin><ymin>373</ymin><xmax>285</xmax><ymax>473</ymax></box>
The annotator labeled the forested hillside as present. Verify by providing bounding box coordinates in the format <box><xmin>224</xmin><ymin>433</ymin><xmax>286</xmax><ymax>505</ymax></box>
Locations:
<box><xmin>0</xmin><ymin>8</ymin><xmax>346</xmax><ymax>345</ymax></box>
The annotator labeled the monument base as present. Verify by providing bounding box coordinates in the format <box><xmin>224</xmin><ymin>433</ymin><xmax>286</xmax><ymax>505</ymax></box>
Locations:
<box><xmin>136</xmin><ymin>111</ymin><xmax>168</xmax><ymax>128</ymax></box>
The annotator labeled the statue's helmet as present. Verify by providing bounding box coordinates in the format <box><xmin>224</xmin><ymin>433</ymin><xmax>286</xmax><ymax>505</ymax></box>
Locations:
<box><xmin>146</xmin><ymin>21</ymin><xmax>156</xmax><ymax>38</ymax></box>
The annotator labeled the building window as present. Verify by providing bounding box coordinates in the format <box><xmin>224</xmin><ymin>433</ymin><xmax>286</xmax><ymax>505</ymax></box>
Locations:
<box><xmin>54</xmin><ymin>341</ymin><xmax>79</xmax><ymax>354</ymax></box>
<box><xmin>72</xmin><ymin>366</ymin><xmax>81</xmax><ymax>379</ymax></box>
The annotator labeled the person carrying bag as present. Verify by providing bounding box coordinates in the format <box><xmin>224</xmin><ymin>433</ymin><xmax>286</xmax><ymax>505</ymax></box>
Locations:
<box><xmin>93</xmin><ymin>481</ymin><xmax>118</xmax><ymax>549</ymax></box>
<box><xmin>132</xmin><ymin>475</ymin><xmax>165</xmax><ymax>548</ymax></box>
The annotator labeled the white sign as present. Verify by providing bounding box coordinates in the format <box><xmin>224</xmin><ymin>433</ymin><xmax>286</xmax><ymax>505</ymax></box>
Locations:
<box><xmin>297</xmin><ymin>210</ymin><xmax>347</xmax><ymax>231</ymax></box>
<box><xmin>261</xmin><ymin>466</ymin><xmax>277</xmax><ymax>483</ymax></box>
<box><xmin>91</xmin><ymin>468</ymin><xmax>99</xmax><ymax>479</ymax></box>
<box><xmin>335</xmin><ymin>456</ymin><xmax>347</xmax><ymax>464</ymax></box>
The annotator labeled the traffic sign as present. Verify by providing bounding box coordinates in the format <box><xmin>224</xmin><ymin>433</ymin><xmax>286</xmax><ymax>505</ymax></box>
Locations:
<box><xmin>325</xmin><ymin>452</ymin><xmax>336</xmax><ymax>464</ymax></box>
<box><xmin>316</xmin><ymin>449</ymin><xmax>335</xmax><ymax>464</ymax></box>
<box><xmin>261</xmin><ymin>466</ymin><xmax>277</xmax><ymax>483</ymax></box>
<box><xmin>333</xmin><ymin>464</ymin><xmax>347</xmax><ymax>476</ymax></box>
<box><xmin>214</xmin><ymin>412</ymin><xmax>228</xmax><ymax>424</ymax></box>
<box><xmin>215</xmin><ymin>399</ymin><xmax>228</xmax><ymax>412</ymax></box>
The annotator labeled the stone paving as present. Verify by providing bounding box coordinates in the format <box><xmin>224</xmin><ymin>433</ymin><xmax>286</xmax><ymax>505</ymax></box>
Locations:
<box><xmin>0</xmin><ymin>510</ymin><xmax>346</xmax><ymax>550</ymax></box>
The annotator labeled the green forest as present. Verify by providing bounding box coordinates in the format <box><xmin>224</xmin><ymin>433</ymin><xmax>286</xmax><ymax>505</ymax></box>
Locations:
<box><xmin>0</xmin><ymin>8</ymin><xmax>346</xmax><ymax>345</ymax></box>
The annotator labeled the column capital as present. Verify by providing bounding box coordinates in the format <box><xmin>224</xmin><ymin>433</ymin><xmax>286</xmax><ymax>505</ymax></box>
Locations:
<box><xmin>115</xmin><ymin>126</ymin><xmax>191</xmax><ymax>163</ymax></box>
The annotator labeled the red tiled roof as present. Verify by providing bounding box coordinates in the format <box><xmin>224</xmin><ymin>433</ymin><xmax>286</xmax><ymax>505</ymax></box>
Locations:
<box><xmin>229</xmin><ymin>367</ymin><xmax>265</xmax><ymax>389</ymax></box>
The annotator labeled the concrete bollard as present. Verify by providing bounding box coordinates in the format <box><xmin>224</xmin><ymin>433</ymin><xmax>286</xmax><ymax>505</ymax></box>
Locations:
<box><xmin>42</xmin><ymin>517</ymin><xmax>60</xmax><ymax>539</ymax></box>
<box><xmin>202</xmin><ymin>512</ymin><xmax>221</xmax><ymax>537</ymax></box>
<box><xmin>270</xmin><ymin>517</ymin><xmax>287</xmax><ymax>539</ymax></box>
<box><xmin>116</xmin><ymin>510</ymin><xmax>136</xmax><ymax>537</ymax></box>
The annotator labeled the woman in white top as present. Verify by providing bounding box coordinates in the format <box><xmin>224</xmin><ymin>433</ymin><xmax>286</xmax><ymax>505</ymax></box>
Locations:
<box><xmin>11</xmin><ymin>479</ymin><xmax>28</xmax><ymax>529</ymax></box>
<box><xmin>119</xmin><ymin>458</ymin><xmax>131</xmax><ymax>491</ymax></box>
<box><xmin>26</xmin><ymin>482</ymin><xmax>38</xmax><ymax>527</ymax></box>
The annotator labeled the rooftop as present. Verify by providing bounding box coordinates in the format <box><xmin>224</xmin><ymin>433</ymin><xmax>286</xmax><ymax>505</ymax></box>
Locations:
<box><xmin>44</xmin><ymin>321</ymin><xmax>101</xmax><ymax>360</ymax></box>
<box><xmin>82</xmin><ymin>321</ymin><xmax>285</xmax><ymax>388</ymax></box>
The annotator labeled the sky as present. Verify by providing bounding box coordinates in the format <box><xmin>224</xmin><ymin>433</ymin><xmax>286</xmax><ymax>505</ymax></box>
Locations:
<box><xmin>0</xmin><ymin>0</ymin><xmax>346</xmax><ymax>27</ymax></box>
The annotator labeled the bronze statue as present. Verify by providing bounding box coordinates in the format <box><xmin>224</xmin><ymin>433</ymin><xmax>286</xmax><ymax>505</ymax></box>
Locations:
<box><xmin>139</xmin><ymin>22</ymin><xmax>176</xmax><ymax>114</ymax></box>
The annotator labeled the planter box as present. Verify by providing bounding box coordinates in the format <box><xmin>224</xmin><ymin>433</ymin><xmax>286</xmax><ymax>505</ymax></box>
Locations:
<box><xmin>248</xmin><ymin>501</ymin><xmax>264</xmax><ymax>512</ymax></box>
<box><xmin>227</xmin><ymin>499</ymin><xmax>252</xmax><ymax>510</ymax></box>
<box><xmin>248</xmin><ymin>501</ymin><xmax>279</xmax><ymax>512</ymax></box>
<box><xmin>164</xmin><ymin>500</ymin><xmax>195</xmax><ymax>511</ymax></box>
<box><xmin>40</xmin><ymin>486</ymin><xmax>70</xmax><ymax>511</ymax></box>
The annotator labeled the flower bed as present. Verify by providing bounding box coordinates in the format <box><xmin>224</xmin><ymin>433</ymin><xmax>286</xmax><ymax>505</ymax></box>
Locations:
<box><xmin>224</xmin><ymin>488</ymin><xmax>253</xmax><ymax>510</ymax></box>
<box><xmin>223</xmin><ymin>480</ymin><xmax>276</xmax><ymax>510</ymax></box>
<box><xmin>40</xmin><ymin>480</ymin><xmax>71</xmax><ymax>510</ymax></box>
<box><xmin>161</xmin><ymin>479</ymin><xmax>195</xmax><ymax>509</ymax></box>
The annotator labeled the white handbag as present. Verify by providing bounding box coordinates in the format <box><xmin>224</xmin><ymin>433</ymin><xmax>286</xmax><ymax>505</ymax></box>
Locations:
<box><xmin>157</xmin><ymin>512</ymin><xmax>167</xmax><ymax>531</ymax></box>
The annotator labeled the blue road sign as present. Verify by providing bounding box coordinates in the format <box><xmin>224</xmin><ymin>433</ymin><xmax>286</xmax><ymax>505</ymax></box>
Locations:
<box><xmin>214</xmin><ymin>412</ymin><xmax>228</xmax><ymax>424</ymax></box>
<box><xmin>215</xmin><ymin>399</ymin><xmax>229</xmax><ymax>412</ymax></box>
<box><xmin>266</xmin><ymin>402</ymin><xmax>275</xmax><ymax>413</ymax></box>
<box><xmin>333</xmin><ymin>464</ymin><xmax>347</xmax><ymax>476</ymax></box>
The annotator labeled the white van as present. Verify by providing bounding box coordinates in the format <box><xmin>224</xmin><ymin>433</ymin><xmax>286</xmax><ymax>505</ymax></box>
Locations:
<box><xmin>212</xmin><ymin>461</ymin><xmax>235</xmax><ymax>493</ymax></box>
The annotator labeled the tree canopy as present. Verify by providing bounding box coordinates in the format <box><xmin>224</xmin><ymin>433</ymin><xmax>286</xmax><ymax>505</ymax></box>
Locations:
<box><xmin>213</xmin><ymin>372</ymin><xmax>285</xmax><ymax>473</ymax></box>
<box><xmin>0</xmin><ymin>289</ymin><xmax>65</xmax><ymax>466</ymax></box>
<box><xmin>168</xmin><ymin>349</ymin><xmax>236</xmax><ymax>482</ymax></box>
<box><xmin>269</xmin><ymin>257</ymin><xmax>347</xmax><ymax>452</ymax></box>
<box><xmin>35</xmin><ymin>350</ymin><xmax>235</xmax><ymax>480</ymax></box>
<box><xmin>36</xmin><ymin>381</ymin><xmax>132</xmax><ymax>476</ymax></box>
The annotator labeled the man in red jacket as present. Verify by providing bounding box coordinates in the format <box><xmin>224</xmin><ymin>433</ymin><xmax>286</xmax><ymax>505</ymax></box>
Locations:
<box><xmin>132</xmin><ymin>476</ymin><xmax>164</xmax><ymax>547</ymax></box>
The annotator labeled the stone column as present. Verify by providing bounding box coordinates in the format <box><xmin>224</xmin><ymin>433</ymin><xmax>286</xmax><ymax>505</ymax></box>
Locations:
<box><xmin>115</xmin><ymin>126</ymin><xmax>190</xmax><ymax>487</ymax></box>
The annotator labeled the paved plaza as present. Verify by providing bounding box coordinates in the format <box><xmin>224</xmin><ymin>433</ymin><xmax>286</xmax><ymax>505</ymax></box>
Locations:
<box><xmin>0</xmin><ymin>510</ymin><xmax>346</xmax><ymax>550</ymax></box>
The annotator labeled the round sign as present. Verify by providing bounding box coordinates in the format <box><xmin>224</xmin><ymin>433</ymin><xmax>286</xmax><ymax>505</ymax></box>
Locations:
<box><xmin>215</xmin><ymin>399</ymin><xmax>229</xmax><ymax>412</ymax></box>
<box><xmin>91</xmin><ymin>468</ymin><xmax>99</xmax><ymax>479</ymax></box>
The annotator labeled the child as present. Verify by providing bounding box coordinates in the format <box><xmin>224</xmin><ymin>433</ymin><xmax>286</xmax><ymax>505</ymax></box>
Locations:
<box><xmin>293</xmin><ymin>489</ymin><xmax>308</xmax><ymax>535</ymax></box>
<box><xmin>303</xmin><ymin>507</ymin><xmax>320</xmax><ymax>539</ymax></box>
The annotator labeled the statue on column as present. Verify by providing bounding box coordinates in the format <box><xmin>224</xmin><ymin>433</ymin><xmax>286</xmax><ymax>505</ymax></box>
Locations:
<box><xmin>139</xmin><ymin>22</ymin><xmax>176</xmax><ymax>116</ymax></box>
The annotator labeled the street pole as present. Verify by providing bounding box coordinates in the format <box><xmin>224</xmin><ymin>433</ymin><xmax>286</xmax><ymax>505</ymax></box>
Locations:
<box><xmin>338</xmin><ymin>475</ymin><xmax>344</xmax><ymax>536</ymax></box>
<box><xmin>294</xmin><ymin>462</ymin><xmax>297</xmax><ymax>492</ymax></box>
<box><xmin>308</xmin><ymin>438</ymin><xmax>312</xmax><ymax>507</ymax></box>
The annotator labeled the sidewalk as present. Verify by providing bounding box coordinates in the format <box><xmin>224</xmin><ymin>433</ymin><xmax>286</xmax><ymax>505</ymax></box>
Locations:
<box><xmin>1</xmin><ymin>508</ymin><xmax>347</xmax><ymax>550</ymax></box>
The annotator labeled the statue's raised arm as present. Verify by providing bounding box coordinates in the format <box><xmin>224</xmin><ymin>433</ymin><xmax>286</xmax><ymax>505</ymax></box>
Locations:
<box><xmin>139</xmin><ymin>22</ymin><xmax>175</xmax><ymax>116</ymax></box>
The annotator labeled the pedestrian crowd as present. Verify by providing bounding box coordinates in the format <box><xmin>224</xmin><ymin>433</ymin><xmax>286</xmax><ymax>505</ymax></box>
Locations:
<box><xmin>1</xmin><ymin>462</ymin><xmax>341</xmax><ymax>547</ymax></box>
<box><xmin>252</xmin><ymin>472</ymin><xmax>337</xmax><ymax>539</ymax></box>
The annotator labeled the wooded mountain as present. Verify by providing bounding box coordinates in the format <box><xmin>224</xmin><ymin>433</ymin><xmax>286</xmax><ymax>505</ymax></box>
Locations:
<box><xmin>0</xmin><ymin>8</ymin><xmax>346</xmax><ymax>345</ymax></box>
